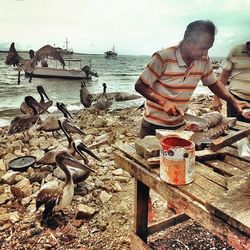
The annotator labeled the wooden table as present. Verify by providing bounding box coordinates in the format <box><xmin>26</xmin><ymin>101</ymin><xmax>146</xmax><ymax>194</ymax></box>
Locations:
<box><xmin>114</xmin><ymin>121</ymin><xmax>250</xmax><ymax>250</ymax></box>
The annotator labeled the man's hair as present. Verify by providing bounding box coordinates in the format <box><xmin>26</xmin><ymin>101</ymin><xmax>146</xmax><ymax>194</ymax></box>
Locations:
<box><xmin>183</xmin><ymin>20</ymin><xmax>217</xmax><ymax>43</ymax></box>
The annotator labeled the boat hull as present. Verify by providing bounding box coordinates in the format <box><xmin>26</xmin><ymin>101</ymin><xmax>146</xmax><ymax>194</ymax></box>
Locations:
<box><xmin>25</xmin><ymin>67</ymin><xmax>88</xmax><ymax>80</ymax></box>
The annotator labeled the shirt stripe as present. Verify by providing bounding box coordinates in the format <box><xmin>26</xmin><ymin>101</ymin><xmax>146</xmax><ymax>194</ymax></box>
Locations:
<box><xmin>139</xmin><ymin>43</ymin><xmax>217</xmax><ymax>126</ymax></box>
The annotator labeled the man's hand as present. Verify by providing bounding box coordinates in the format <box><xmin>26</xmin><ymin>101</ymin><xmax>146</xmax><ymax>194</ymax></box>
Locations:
<box><xmin>232</xmin><ymin>100</ymin><xmax>250</xmax><ymax>114</ymax></box>
<box><xmin>162</xmin><ymin>100</ymin><xmax>184</xmax><ymax>116</ymax></box>
<box><xmin>212</xmin><ymin>95</ymin><xmax>223</xmax><ymax>112</ymax></box>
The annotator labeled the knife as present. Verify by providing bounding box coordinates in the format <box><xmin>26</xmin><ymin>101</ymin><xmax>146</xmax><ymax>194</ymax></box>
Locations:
<box><xmin>184</xmin><ymin>113</ymin><xmax>206</xmax><ymax>123</ymax></box>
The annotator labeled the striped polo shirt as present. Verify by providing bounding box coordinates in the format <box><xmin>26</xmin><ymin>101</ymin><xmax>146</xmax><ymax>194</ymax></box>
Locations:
<box><xmin>223</xmin><ymin>43</ymin><xmax>250</xmax><ymax>101</ymax></box>
<box><xmin>140</xmin><ymin>43</ymin><xmax>217</xmax><ymax>127</ymax></box>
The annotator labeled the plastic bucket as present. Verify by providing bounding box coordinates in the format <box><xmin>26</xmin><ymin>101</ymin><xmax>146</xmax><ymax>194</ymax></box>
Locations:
<box><xmin>159</xmin><ymin>135</ymin><xmax>195</xmax><ymax>185</ymax></box>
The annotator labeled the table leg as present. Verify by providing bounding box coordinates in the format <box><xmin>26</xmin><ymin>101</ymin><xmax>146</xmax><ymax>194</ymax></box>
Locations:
<box><xmin>134</xmin><ymin>179</ymin><xmax>149</xmax><ymax>243</ymax></box>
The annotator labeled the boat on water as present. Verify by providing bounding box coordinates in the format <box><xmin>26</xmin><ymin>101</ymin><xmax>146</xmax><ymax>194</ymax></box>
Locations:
<box><xmin>105</xmin><ymin>45</ymin><xmax>117</xmax><ymax>59</ymax></box>
<box><xmin>25</xmin><ymin>59</ymin><xmax>98</xmax><ymax>80</ymax></box>
<box><xmin>55</xmin><ymin>38</ymin><xmax>74</xmax><ymax>56</ymax></box>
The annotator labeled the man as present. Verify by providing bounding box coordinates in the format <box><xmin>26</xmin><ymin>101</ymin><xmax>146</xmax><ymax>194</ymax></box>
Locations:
<box><xmin>135</xmin><ymin>20</ymin><xmax>250</xmax><ymax>138</ymax></box>
<box><xmin>213</xmin><ymin>42</ymin><xmax>250</xmax><ymax>123</ymax></box>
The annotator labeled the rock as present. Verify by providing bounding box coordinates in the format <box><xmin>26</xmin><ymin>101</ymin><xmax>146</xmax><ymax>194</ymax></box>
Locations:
<box><xmin>112</xmin><ymin>168</ymin><xmax>123</xmax><ymax>176</ymax></box>
<box><xmin>75</xmin><ymin>204</ymin><xmax>96</xmax><ymax>219</ymax></box>
<box><xmin>30</xmin><ymin>149</ymin><xmax>44</xmax><ymax>160</ymax></box>
<box><xmin>104</xmin><ymin>146</ymin><xmax>113</xmax><ymax>154</ymax></box>
<box><xmin>83</xmin><ymin>134</ymin><xmax>94</xmax><ymax>144</ymax></box>
<box><xmin>10</xmin><ymin>178</ymin><xmax>32</xmax><ymax>198</ymax></box>
<box><xmin>0</xmin><ymin>159</ymin><xmax>6</xmax><ymax>172</ymax></box>
<box><xmin>99</xmin><ymin>191</ymin><xmax>112</xmax><ymax>203</ymax></box>
<box><xmin>0</xmin><ymin>192</ymin><xmax>14</xmax><ymax>205</ymax></box>
<box><xmin>9</xmin><ymin>211</ymin><xmax>20</xmax><ymax>223</ymax></box>
<box><xmin>0</xmin><ymin>171</ymin><xmax>19</xmax><ymax>185</ymax></box>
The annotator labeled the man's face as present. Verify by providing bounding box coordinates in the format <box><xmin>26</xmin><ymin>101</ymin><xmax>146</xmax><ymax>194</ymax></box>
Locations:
<box><xmin>187</xmin><ymin>33</ymin><xmax>214</xmax><ymax>60</ymax></box>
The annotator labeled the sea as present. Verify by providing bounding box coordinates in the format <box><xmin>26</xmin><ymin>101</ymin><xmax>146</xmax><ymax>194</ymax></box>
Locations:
<box><xmin>0</xmin><ymin>52</ymin><xmax>222</xmax><ymax>127</ymax></box>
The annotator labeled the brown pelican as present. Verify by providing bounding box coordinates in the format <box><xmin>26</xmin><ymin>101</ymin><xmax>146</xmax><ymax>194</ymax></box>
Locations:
<box><xmin>5</xmin><ymin>42</ymin><xmax>65</xmax><ymax>72</ymax></box>
<box><xmin>37</xmin><ymin>117</ymin><xmax>99</xmax><ymax>166</ymax></box>
<box><xmin>37</xmin><ymin>102</ymin><xmax>84</xmax><ymax>137</ymax></box>
<box><xmin>20</xmin><ymin>85</ymin><xmax>53</xmax><ymax>115</ymax></box>
<box><xmin>80</xmin><ymin>81</ymin><xmax>142</xmax><ymax>110</ymax></box>
<box><xmin>7</xmin><ymin>96</ymin><xmax>45</xmax><ymax>136</ymax></box>
<box><xmin>80</xmin><ymin>81</ymin><xmax>93</xmax><ymax>108</ymax></box>
<box><xmin>36</xmin><ymin>150</ymin><xmax>94</xmax><ymax>226</ymax></box>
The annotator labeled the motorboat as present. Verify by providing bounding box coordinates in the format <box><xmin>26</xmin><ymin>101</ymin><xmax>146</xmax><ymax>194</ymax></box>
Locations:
<box><xmin>105</xmin><ymin>45</ymin><xmax>117</xmax><ymax>59</ymax></box>
<box><xmin>25</xmin><ymin>59</ymin><xmax>98</xmax><ymax>80</ymax></box>
<box><xmin>55</xmin><ymin>38</ymin><xmax>74</xmax><ymax>56</ymax></box>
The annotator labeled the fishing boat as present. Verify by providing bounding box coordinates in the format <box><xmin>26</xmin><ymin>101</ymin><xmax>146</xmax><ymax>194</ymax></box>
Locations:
<box><xmin>55</xmin><ymin>38</ymin><xmax>74</xmax><ymax>56</ymax></box>
<box><xmin>104</xmin><ymin>45</ymin><xmax>117</xmax><ymax>59</ymax></box>
<box><xmin>25</xmin><ymin>59</ymin><xmax>98</xmax><ymax>80</ymax></box>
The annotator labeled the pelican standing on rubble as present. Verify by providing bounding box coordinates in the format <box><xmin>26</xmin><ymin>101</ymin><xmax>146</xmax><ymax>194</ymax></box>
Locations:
<box><xmin>36</xmin><ymin>102</ymin><xmax>84</xmax><ymax>137</ymax></box>
<box><xmin>36</xmin><ymin>150</ymin><xmax>95</xmax><ymax>226</ymax></box>
<box><xmin>20</xmin><ymin>85</ymin><xmax>53</xmax><ymax>115</ymax></box>
<box><xmin>37</xmin><ymin>117</ymin><xmax>99</xmax><ymax>166</ymax></box>
<box><xmin>7</xmin><ymin>96</ymin><xmax>45</xmax><ymax>136</ymax></box>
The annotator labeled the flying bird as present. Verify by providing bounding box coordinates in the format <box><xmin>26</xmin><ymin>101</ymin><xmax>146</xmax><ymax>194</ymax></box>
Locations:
<box><xmin>5</xmin><ymin>42</ymin><xmax>65</xmax><ymax>72</ymax></box>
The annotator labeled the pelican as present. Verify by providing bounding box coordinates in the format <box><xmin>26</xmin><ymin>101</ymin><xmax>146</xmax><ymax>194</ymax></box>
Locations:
<box><xmin>92</xmin><ymin>83</ymin><xmax>113</xmax><ymax>111</ymax></box>
<box><xmin>20</xmin><ymin>85</ymin><xmax>53</xmax><ymax>115</ymax></box>
<box><xmin>80</xmin><ymin>81</ymin><xmax>142</xmax><ymax>110</ymax></box>
<box><xmin>37</xmin><ymin>102</ymin><xmax>85</xmax><ymax>137</ymax></box>
<box><xmin>36</xmin><ymin>150</ymin><xmax>94</xmax><ymax>226</ymax></box>
<box><xmin>37</xmin><ymin>117</ymin><xmax>99</xmax><ymax>166</ymax></box>
<box><xmin>7</xmin><ymin>96</ymin><xmax>45</xmax><ymax>136</ymax></box>
<box><xmin>5</xmin><ymin>42</ymin><xmax>65</xmax><ymax>72</ymax></box>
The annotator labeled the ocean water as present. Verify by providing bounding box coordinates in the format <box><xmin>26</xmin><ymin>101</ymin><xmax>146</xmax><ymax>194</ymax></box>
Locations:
<box><xmin>0</xmin><ymin>52</ymin><xmax>217</xmax><ymax>126</ymax></box>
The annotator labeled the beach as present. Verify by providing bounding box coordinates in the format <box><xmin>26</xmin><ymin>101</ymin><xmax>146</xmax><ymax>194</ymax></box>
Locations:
<box><xmin>0</xmin><ymin>96</ymin><xmax>233</xmax><ymax>249</ymax></box>
<box><xmin>0</xmin><ymin>52</ymin><xmax>220</xmax><ymax>127</ymax></box>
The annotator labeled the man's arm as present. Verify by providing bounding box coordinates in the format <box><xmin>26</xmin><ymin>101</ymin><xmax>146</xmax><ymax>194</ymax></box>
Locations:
<box><xmin>212</xmin><ymin>69</ymin><xmax>231</xmax><ymax>111</ymax></box>
<box><xmin>209</xmin><ymin>79</ymin><xmax>250</xmax><ymax>114</ymax></box>
<box><xmin>135</xmin><ymin>78</ymin><xmax>184</xmax><ymax>116</ymax></box>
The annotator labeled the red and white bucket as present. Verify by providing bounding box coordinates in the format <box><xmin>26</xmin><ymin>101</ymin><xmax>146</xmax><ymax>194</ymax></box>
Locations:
<box><xmin>159</xmin><ymin>135</ymin><xmax>195</xmax><ymax>185</ymax></box>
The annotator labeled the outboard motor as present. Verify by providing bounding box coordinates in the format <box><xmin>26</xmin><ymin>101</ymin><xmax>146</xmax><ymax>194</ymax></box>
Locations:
<box><xmin>81</xmin><ymin>65</ymin><xmax>98</xmax><ymax>79</ymax></box>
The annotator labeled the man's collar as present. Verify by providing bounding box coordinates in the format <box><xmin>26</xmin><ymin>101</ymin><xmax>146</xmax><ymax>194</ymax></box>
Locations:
<box><xmin>241</xmin><ymin>42</ymin><xmax>250</xmax><ymax>55</ymax></box>
<box><xmin>175</xmin><ymin>42</ymin><xmax>186</xmax><ymax>67</ymax></box>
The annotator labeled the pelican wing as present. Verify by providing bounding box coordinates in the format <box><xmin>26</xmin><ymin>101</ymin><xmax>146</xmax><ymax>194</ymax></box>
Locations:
<box><xmin>37</xmin><ymin>150</ymin><xmax>58</xmax><ymax>165</ymax></box>
<box><xmin>33</xmin><ymin>45</ymin><xmax>65</xmax><ymax>68</ymax></box>
<box><xmin>37</xmin><ymin>116</ymin><xmax>60</xmax><ymax>132</ymax></box>
<box><xmin>5</xmin><ymin>42</ymin><xmax>22</xmax><ymax>67</ymax></box>
<box><xmin>80</xmin><ymin>81</ymin><xmax>93</xmax><ymax>108</ymax></box>
<box><xmin>36</xmin><ymin>187</ymin><xmax>61</xmax><ymax>211</ymax></box>
<box><xmin>8</xmin><ymin>115</ymin><xmax>39</xmax><ymax>135</ymax></box>
<box><xmin>63</xmin><ymin>120</ymin><xmax>86</xmax><ymax>135</ymax></box>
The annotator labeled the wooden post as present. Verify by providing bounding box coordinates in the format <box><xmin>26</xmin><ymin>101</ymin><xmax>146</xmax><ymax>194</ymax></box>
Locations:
<box><xmin>134</xmin><ymin>179</ymin><xmax>149</xmax><ymax>243</ymax></box>
<box><xmin>17</xmin><ymin>70</ymin><xmax>20</xmax><ymax>85</ymax></box>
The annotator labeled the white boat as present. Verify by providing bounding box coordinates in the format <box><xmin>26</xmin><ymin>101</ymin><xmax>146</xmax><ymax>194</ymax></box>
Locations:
<box><xmin>105</xmin><ymin>45</ymin><xmax>117</xmax><ymax>59</ymax></box>
<box><xmin>55</xmin><ymin>38</ymin><xmax>74</xmax><ymax>56</ymax></box>
<box><xmin>25</xmin><ymin>59</ymin><xmax>98</xmax><ymax>80</ymax></box>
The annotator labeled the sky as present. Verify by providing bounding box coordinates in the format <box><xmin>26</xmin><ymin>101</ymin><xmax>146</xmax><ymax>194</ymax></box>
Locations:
<box><xmin>0</xmin><ymin>0</ymin><xmax>249</xmax><ymax>56</ymax></box>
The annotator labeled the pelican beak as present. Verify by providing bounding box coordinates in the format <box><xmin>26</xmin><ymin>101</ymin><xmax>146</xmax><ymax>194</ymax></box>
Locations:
<box><xmin>58</xmin><ymin>103</ymin><xmax>73</xmax><ymax>119</ymax></box>
<box><xmin>77</xmin><ymin>142</ymin><xmax>101</xmax><ymax>162</ymax></box>
<box><xmin>64</xmin><ymin>120</ymin><xmax>86</xmax><ymax>135</ymax></box>
<box><xmin>63</xmin><ymin>152</ymin><xmax>95</xmax><ymax>173</ymax></box>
